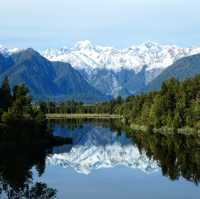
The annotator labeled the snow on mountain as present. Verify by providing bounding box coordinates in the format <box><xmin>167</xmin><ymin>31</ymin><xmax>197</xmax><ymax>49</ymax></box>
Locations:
<box><xmin>43</xmin><ymin>40</ymin><xmax>200</xmax><ymax>75</ymax></box>
<box><xmin>0</xmin><ymin>45</ymin><xmax>20</xmax><ymax>56</ymax></box>
<box><xmin>47</xmin><ymin>144</ymin><xmax>158</xmax><ymax>175</ymax></box>
<box><xmin>46</xmin><ymin>125</ymin><xmax>158</xmax><ymax>175</ymax></box>
<box><xmin>1</xmin><ymin>42</ymin><xmax>200</xmax><ymax>98</ymax></box>
<box><xmin>42</xmin><ymin>41</ymin><xmax>200</xmax><ymax>97</ymax></box>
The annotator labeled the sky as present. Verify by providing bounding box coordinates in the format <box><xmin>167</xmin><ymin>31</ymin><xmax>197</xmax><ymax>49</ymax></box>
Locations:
<box><xmin>0</xmin><ymin>0</ymin><xmax>200</xmax><ymax>49</ymax></box>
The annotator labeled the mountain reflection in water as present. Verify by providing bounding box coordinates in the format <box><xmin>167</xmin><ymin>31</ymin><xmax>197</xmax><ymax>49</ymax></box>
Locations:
<box><xmin>48</xmin><ymin>119</ymin><xmax>200</xmax><ymax>184</ymax></box>
<box><xmin>47</xmin><ymin>121</ymin><xmax>158</xmax><ymax>175</ymax></box>
<box><xmin>0</xmin><ymin>119</ymin><xmax>199</xmax><ymax>199</ymax></box>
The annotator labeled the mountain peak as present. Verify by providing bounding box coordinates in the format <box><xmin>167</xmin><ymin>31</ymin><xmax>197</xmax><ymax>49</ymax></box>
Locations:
<box><xmin>0</xmin><ymin>45</ymin><xmax>21</xmax><ymax>57</ymax></box>
<box><xmin>26</xmin><ymin>47</ymin><xmax>39</xmax><ymax>54</ymax></box>
<box><xmin>19</xmin><ymin>48</ymin><xmax>42</xmax><ymax>58</ymax></box>
<box><xmin>141</xmin><ymin>41</ymin><xmax>159</xmax><ymax>48</ymax></box>
<box><xmin>0</xmin><ymin>45</ymin><xmax>11</xmax><ymax>56</ymax></box>
<box><xmin>43</xmin><ymin>41</ymin><xmax>200</xmax><ymax>73</ymax></box>
<box><xmin>73</xmin><ymin>40</ymin><xmax>94</xmax><ymax>51</ymax></box>
<box><xmin>47</xmin><ymin>126</ymin><xmax>158</xmax><ymax>175</ymax></box>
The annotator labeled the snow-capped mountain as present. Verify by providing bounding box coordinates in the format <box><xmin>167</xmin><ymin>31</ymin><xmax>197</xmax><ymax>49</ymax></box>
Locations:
<box><xmin>47</xmin><ymin>144</ymin><xmax>158</xmax><ymax>175</ymax></box>
<box><xmin>0</xmin><ymin>48</ymin><xmax>109</xmax><ymax>102</ymax></box>
<box><xmin>43</xmin><ymin>41</ymin><xmax>200</xmax><ymax>97</ymax></box>
<box><xmin>0</xmin><ymin>45</ymin><xmax>20</xmax><ymax>56</ymax></box>
<box><xmin>43</xmin><ymin>40</ymin><xmax>200</xmax><ymax>73</ymax></box>
<box><xmin>46</xmin><ymin>124</ymin><xmax>158</xmax><ymax>175</ymax></box>
<box><xmin>1</xmin><ymin>41</ymin><xmax>200</xmax><ymax>98</ymax></box>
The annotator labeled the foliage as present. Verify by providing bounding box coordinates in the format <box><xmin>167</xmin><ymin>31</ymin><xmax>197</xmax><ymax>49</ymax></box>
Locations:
<box><xmin>0</xmin><ymin>76</ymin><xmax>12</xmax><ymax>111</ymax></box>
<box><xmin>39</xmin><ymin>96</ymin><xmax>124</xmax><ymax>115</ymax></box>
<box><xmin>116</xmin><ymin>75</ymin><xmax>200</xmax><ymax>130</ymax></box>
<box><xmin>39</xmin><ymin>75</ymin><xmax>200</xmax><ymax>131</ymax></box>
<box><xmin>0</xmin><ymin>77</ymin><xmax>51</xmax><ymax>143</ymax></box>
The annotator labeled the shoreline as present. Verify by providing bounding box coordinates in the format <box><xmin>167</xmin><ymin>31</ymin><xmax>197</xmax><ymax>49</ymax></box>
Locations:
<box><xmin>129</xmin><ymin>123</ymin><xmax>200</xmax><ymax>136</ymax></box>
<box><xmin>46</xmin><ymin>113</ymin><xmax>122</xmax><ymax>119</ymax></box>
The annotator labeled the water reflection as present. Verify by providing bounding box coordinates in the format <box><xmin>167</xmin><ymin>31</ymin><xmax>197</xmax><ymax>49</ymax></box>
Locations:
<box><xmin>48</xmin><ymin>119</ymin><xmax>200</xmax><ymax>185</ymax></box>
<box><xmin>47</xmin><ymin>120</ymin><xmax>158</xmax><ymax>174</ymax></box>
<box><xmin>129</xmin><ymin>131</ymin><xmax>200</xmax><ymax>185</ymax></box>
<box><xmin>0</xmin><ymin>145</ymin><xmax>57</xmax><ymax>199</ymax></box>
<box><xmin>0</xmin><ymin>119</ymin><xmax>199</xmax><ymax>199</ymax></box>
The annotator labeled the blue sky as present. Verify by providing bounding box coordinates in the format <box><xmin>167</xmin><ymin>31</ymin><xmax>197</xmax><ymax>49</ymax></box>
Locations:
<box><xmin>0</xmin><ymin>0</ymin><xmax>200</xmax><ymax>49</ymax></box>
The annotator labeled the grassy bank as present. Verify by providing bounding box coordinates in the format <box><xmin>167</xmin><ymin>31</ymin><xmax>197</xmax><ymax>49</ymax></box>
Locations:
<box><xmin>46</xmin><ymin>113</ymin><xmax>122</xmax><ymax>119</ymax></box>
<box><xmin>129</xmin><ymin>123</ymin><xmax>200</xmax><ymax>136</ymax></box>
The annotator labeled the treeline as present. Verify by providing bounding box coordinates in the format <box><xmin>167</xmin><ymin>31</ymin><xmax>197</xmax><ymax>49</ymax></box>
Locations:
<box><xmin>40</xmin><ymin>74</ymin><xmax>200</xmax><ymax>130</ymax></box>
<box><xmin>116</xmin><ymin>75</ymin><xmax>200</xmax><ymax>130</ymax></box>
<box><xmin>38</xmin><ymin>96</ymin><xmax>123</xmax><ymax>114</ymax></box>
<box><xmin>0</xmin><ymin>77</ymin><xmax>45</xmax><ymax>123</ymax></box>
<box><xmin>0</xmin><ymin>77</ymin><xmax>48</xmax><ymax>142</ymax></box>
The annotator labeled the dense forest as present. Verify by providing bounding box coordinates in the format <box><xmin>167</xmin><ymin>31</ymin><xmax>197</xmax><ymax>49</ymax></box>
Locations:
<box><xmin>0</xmin><ymin>77</ymin><xmax>49</xmax><ymax>143</ymax></box>
<box><xmin>1</xmin><ymin>74</ymin><xmax>199</xmax><ymax>134</ymax></box>
<box><xmin>42</xmin><ymin>74</ymin><xmax>200</xmax><ymax>131</ymax></box>
<box><xmin>0</xmin><ymin>77</ymin><xmax>71</xmax><ymax>144</ymax></box>
<box><xmin>38</xmin><ymin>97</ymin><xmax>123</xmax><ymax>115</ymax></box>
<box><xmin>117</xmin><ymin>75</ymin><xmax>200</xmax><ymax>130</ymax></box>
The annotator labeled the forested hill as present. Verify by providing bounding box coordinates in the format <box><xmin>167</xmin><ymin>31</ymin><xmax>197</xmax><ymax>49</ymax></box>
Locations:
<box><xmin>116</xmin><ymin>75</ymin><xmax>200</xmax><ymax>130</ymax></box>
<box><xmin>145</xmin><ymin>53</ymin><xmax>200</xmax><ymax>92</ymax></box>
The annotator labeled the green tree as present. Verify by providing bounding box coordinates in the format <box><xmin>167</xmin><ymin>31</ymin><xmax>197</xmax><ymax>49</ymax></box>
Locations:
<box><xmin>0</xmin><ymin>77</ymin><xmax>12</xmax><ymax>110</ymax></box>
<box><xmin>11</xmin><ymin>84</ymin><xmax>32</xmax><ymax>118</ymax></box>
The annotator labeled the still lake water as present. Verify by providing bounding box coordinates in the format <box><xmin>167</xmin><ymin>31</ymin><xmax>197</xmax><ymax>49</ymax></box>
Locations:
<box><xmin>0</xmin><ymin>119</ymin><xmax>200</xmax><ymax>199</ymax></box>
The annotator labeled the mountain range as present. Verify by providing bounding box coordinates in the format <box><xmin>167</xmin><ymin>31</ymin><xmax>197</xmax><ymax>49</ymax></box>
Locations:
<box><xmin>43</xmin><ymin>41</ymin><xmax>200</xmax><ymax>97</ymax></box>
<box><xmin>0</xmin><ymin>48</ymin><xmax>109</xmax><ymax>102</ymax></box>
<box><xmin>145</xmin><ymin>53</ymin><xmax>200</xmax><ymax>91</ymax></box>
<box><xmin>47</xmin><ymin>124</ymin><xmax>158</xmax><ymax>175</ymax></box>
<box><xmin>0</xmin><ymin>41</ymin><xmax>200</xmax><ymax>101</ymax></box>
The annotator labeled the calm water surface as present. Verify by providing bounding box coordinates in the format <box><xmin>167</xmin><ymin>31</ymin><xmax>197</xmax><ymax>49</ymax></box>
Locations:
<box><xmin>0</xmin><ymin>119</ymin><xmax>200</xmax><ymax>199</ymax></box>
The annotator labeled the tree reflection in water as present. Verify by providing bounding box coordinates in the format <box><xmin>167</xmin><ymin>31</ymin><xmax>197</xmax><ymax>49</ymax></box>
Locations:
<box><xmin>128</xmin><ymin>131</ymin><xmax>200</xmax><ymax>185</ymax></box>
<box><xmin>0</xmin><ymin>145</ymin><xmax>57</xmax><ymax>199</ymax></box>
<box><xmin>0</xmin><ymin>119</ymin><xmax>199</xmax><ymax>199</ymax></box>
<box><xmin>49</xmin><ymin>119</ymin><xmax>200</xmax><ymax>185</ymax></box>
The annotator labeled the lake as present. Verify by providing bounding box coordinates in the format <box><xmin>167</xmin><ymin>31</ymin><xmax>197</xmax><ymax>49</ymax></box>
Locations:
<box><xmin>0</xmin><ymin>119</ymin><xmax>200</xmax><ymax>199</ymax></box>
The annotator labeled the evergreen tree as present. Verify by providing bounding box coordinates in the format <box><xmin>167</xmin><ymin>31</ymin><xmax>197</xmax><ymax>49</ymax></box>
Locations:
<box><xmin>11</xmin><ymin>84</ymin><xmax>32</xmax><ymax>118</ymax></box>
<box><xmin>0</xmin><ymin>77</ymin><xmax>12</xmax><ymax>110</ymax></box>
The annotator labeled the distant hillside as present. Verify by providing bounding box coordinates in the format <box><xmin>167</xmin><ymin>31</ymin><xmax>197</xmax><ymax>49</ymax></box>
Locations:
<box><xmin>78</xmin><ymin>67</ymin><xmax>147</xmax><ymax>97</ymax></box>
<box><xmin>145</xmin><ymin>53</ymin><xmax>200</xmax><ymax>92</ymax></box>
<box><xmin>0</xmin><ymin>49</ymin><xmax>110</xmax><ymax>102</ymax></box>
